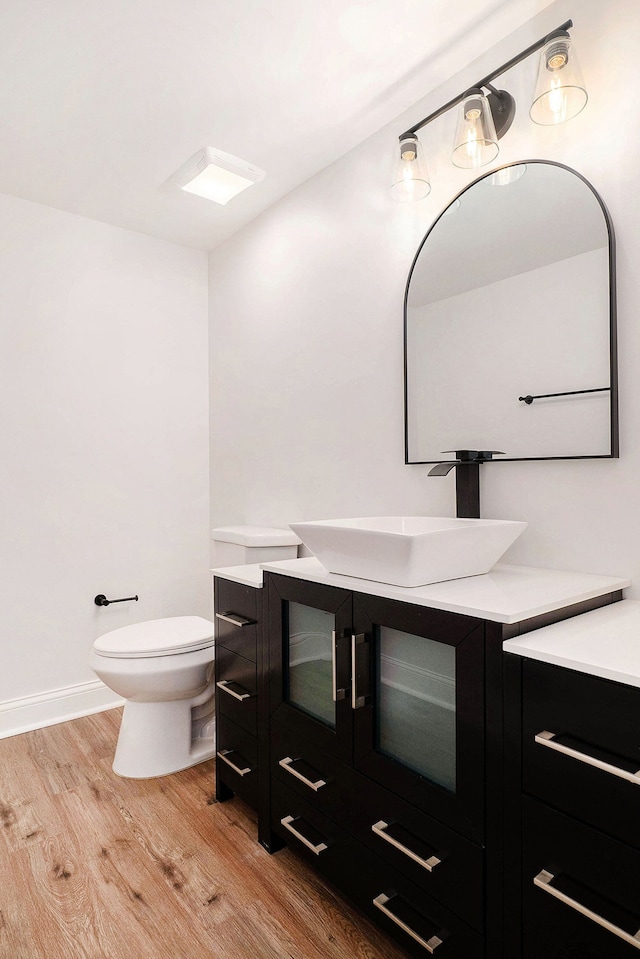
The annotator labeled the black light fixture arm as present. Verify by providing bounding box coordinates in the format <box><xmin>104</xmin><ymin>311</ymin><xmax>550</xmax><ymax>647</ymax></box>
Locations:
<box><xmin>398</xmin><ymin>19</ymin><xmax>573</xmax><ymax>142</ymax></box>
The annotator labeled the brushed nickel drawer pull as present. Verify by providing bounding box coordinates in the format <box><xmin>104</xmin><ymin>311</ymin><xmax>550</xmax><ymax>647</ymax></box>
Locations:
<box><xmin>371</xmin><ymin>821</ymin><xmax>441</xmax><ymax>872</ymax></box>
<box><xmin>217</xmin><ymin>750</ymin><xmax>251</xmax><ymax>776</ymax></box>
<box><xmin>216</xmin><ymin>611</ymin><xmax>256</xmax><ymax>628</ymax></box>
<box><xmin>216</xmin><ymin>680</ymin><xmax>252</xmax><ymax>701</ymax></box>
<box><xmin>534</xmin><ymin>869</ymin><xmax>640</xmax><ymax>949</ymax></box>
<box><xmin>280</xmin><ymin>815</ymin><xmax>328</xmax><ymax>855</ymax></box>
<box><xmin>279</xmin><ymin>757</ymin><xmax>327</xmax><ymax>791</ymax></box>
<box><xmin>373</xmin><ymin>893</ymin><xmax>444</xmax><ymax>953</ymax></box>
<box><xmin>535</xmin><ymin>730</ymin><xmax>640</xmax><ymax>784</ymax></box>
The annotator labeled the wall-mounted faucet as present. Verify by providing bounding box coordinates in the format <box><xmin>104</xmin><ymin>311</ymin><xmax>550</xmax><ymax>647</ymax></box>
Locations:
<box><xmin>428</xmin><ymin>450</ymin><xmax>504</xmax><ymax>519</ymax></box>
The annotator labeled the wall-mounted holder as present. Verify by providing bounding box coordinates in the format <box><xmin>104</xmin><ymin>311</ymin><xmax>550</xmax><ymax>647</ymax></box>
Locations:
<box><xmin>518</xmin><ymin>387</ymin><xmax>610</xmax><ymax>405</ymax></box>
<box><xmin>94</xmin><ymin>593</ymin><xmax>139</xmax><ymax>607</ymax></box>
<box><xmin>428</xmin><ymin>450</ymin><xmax>505</xmax><ymax>519</ymax></box>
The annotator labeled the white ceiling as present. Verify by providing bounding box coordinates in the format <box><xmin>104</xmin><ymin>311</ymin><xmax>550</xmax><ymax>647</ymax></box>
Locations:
<box><xmin>0</xmin><ymin>0</ymin><xmax>556</xmax><ymax>251</ymax></box>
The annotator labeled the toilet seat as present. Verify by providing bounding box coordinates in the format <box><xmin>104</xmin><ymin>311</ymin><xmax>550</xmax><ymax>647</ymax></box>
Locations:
<box><xmin>94</xmin><ymin>615</ymin><xmax>214</xmax><ymax>659</ymax></box>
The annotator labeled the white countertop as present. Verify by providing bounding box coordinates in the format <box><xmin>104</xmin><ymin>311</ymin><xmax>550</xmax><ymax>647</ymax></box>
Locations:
<box><xmin>258</xmin><ymin>557</ymin><xmax>629</xmax><ymax>625</ymax></box>
<box><xmin>210</xmin><ymin>563</ymin><xmax>265</xmax><ymax>588</ymax></box>
<box><xmin>504</xmin><ymin>599</ymin><xmax>640</xmax><ymax>688</ymax></box>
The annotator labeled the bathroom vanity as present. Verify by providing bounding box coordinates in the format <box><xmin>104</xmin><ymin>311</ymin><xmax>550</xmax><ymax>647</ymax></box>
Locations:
<box><xmin>213</xmin><ymin>558</ymin><xmax>630</xmax><ymax>959</ymax></box>
<box><xmin>213</xmin><ymin>564</ymin><xmax>265</xmax><ymax>813</ymax></box>
<box><xmin>504</xmin><ymin>601</ymin><xmax>640</xmax><ymax>958</ymax></box>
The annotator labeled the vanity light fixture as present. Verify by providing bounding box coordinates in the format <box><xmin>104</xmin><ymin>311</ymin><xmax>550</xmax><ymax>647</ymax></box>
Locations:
<box><xmin>530</xmin><ymin>30</ymin><xmax>587</xmax><ymax>124</ymax></box>
<box><xmin>172</xmin><ymin>147</ymin><xmax>265</xmax><ymax>205</ymax></box>
<box><xmin>392</xmin><ymin>19</ymin><xmax>586</xmax><ymax>200</ymax></box>
<box><xmin>391</xmin><ymin>134</ymin><xmax>431</xmax><ymax>201</ymax></box>
<box><xmin>450</xmin><ymin>88</ymin><xmax>500</xmax><ymax>169</ymax></box>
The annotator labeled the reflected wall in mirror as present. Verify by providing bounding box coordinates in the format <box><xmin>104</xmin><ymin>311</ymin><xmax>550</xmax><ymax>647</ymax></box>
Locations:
<box><xmin>405</xmin><ymin>161</ymin><xmax>618</xmax><ymax>463</ymax></box>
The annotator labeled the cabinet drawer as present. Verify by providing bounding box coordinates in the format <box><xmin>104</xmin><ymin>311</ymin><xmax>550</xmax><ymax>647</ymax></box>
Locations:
<box><xmin>270</xmin><ymin>719</ymin><xmax>351</xmax><ymax>815</ymax></box>
<box><xmin>352</xmin><ymin>777</ymin><xmax>484</xmax><ymax>933</ymax></box>
<box><xmin>365</xmin><ymin>863</ymin><xmax>484</xmax><ymax>959</ymax></box>
<box><xmin>522</xmin><ymin>661</ymin><xmax>640</xmax><ymax>849</ymax></box>
<box><xmin>270</xmin><ymin>720</ymin><xmax>483</xmax><ymax>931</ymax></box>
<box><xmin>216</xmin><ymin>714</ymin><xmax>257</xmax><ymax>809</ymax></box>
<box><xmin>214</xmin><ymin>578</ymin><xmax>258</xmax><ymax>662</ymax></box>
<box><xmin>270</xmin><ymin>777</ymin><xmax>358</xmax><ymax>897</ymax></box>
<box><xmin>216</xmin><ymin>646</ymin><xmax>257</xmax><ymax>734</ymax></box>
<box><xmin>271</xmin><ymin>778</ymin><xmax>483</xmax><ymax>959</ymax></box>
<box><xmin>522</xmin><ymin>797</ymin><xmax>640</xmax><ymax>958</ymax></box>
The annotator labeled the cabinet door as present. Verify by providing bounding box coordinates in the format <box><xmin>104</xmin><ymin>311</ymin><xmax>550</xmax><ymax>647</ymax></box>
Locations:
<box><xmin>352</xmin><ymin>593</ymin><xmax>485</xmax><ymax>842</ymax></box>
<box><xmin>268</xmin><ymin>574</ymin><xmax>353</xmax><ymax>763</ymax></box>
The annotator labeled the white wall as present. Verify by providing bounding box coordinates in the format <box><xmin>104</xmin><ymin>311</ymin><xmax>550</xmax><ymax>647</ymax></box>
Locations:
<box><xmin>0</xmin><ymin>194</ymin><xmax>210</xmax><ymax>731</ymax></box>
<box><xmin>209</xmin><ymin>0</ymin><xmax>640</xmax><ymax>594</ymax></box>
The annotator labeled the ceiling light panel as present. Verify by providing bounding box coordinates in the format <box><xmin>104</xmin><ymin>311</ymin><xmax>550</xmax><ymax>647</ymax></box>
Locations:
<box><xmin>173</xmin><ymin>147</ymin><xmax>265</xmax><ymax>205</ymax></box>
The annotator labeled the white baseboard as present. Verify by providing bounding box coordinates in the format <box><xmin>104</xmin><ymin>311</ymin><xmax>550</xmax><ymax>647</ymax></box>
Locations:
<box><xmin>0</xmin><ymin>680</ymin><xmax>124</xmax><ymax>740</ymax></box>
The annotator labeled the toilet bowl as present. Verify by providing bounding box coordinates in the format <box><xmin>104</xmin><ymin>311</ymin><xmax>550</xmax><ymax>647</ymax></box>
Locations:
<box><xmin>90</xmin><ymin>616</ymin><xmax>215</xmax><ymax>779</ymax></box>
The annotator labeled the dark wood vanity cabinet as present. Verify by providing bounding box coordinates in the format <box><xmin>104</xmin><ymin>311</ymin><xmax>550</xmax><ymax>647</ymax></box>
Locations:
<box><xmin>213</xmin><ymin>576</ymin><xmax>263</xmax><ymax>811</ymax></box>
<box><xmin>213</xmin><ymin>565</ymin><xmax>623</xmax><ymax>958</ymax></box>
<box><xmin>505</xmin><ymin>656</ymin><xmax>640</xmax><ymax>958</ymax></box>
<box><xmin>266</xmin><ymin>572</ymin><xmax>503</xmax><ymax>959</ymax></box>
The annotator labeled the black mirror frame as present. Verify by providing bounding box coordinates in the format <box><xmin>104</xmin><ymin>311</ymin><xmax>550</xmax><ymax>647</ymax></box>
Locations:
<box><xmin>403</xmin><ymin>159</ymin><xmax>618</xmax><ymax>465</ymax></box>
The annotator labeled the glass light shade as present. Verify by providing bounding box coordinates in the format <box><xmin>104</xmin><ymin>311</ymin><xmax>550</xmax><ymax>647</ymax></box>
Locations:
<box><xmin>530</xmin><ymin>34</ymin><xmax>588</xmax><ymax>125</ymax></box>
<box><xmin>391</xmin><ymin>135</ymin><xmax>431</xmax><ymax>202</ymax></box>
<box><xmin>451</xmin><ymin>91</ymin><xmax>499</xmax><ymax>169</ymax></box>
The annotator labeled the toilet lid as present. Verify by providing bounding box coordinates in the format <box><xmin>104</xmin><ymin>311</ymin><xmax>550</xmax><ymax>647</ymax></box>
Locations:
<box><xmin>93</xmin><ymin>616</ymin><xmax>214</xmax><ymax>659</ymax></box>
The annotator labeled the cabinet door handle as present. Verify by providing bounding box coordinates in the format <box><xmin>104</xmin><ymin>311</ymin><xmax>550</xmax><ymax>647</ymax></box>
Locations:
<box><xmin>535</xmin><ymin>730</ymin><xmax>640</xmax><ymax>785</ymax></box>
<box><xmin>373</xmin><ymin>893</ymin><xmax>444</xmax><ymax>953</ymax></box>
<box><xmin>331</xmin><ymin>630</ymin><xmax>346</xmax><ymax>702</ymax></box>
<box><xmin>351</xmin><ymin>632</ymin><xmax>370</xmax><ymax>710</ymax></box>
<box><xmin>371</xmin><ymin>821</ymin><xmax>441</xmax><ymax>872</ymax></box>
<box><xmin>217</xmin><ymin>749</ymin><xmax>252</xmax><ymax>776</ymax></box>
<box><xmin>279</xmin><ymin>757</ymin><xmax>327</xmax><ymax>791</ymax></box>
<box><xmin>216</xmin><ymin>611</ymin><xmax>256</xmax><ymax>628</ymax></box>
<box><xmin>216</xmin><ymin>679</ymin><xmax>252</xmax><ymax>701</ymax></box>
<box><xmin>534</xmin><ymin>869</ymin><xmax>640</xmax><ymax>950</ymax></box>
<box><xmin>280</xmin><ymin>815</ymin><xmax>328</xmax><ymax>855</ymax></box>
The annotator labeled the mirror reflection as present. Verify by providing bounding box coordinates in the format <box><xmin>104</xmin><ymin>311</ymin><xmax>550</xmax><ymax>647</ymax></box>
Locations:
<box><xmin>405</xmin><ymin>161</ymin><xmax>617</xmax><ymax>463</ymax></box>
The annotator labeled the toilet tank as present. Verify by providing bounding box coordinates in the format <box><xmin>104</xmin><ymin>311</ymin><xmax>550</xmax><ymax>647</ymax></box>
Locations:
<box><xmin>211</xmin><ymin>525</ymin><xmax>300</xmax><ymax>568</ymax></box>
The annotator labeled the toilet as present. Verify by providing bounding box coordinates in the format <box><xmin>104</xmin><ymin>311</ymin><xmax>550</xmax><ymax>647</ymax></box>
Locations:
<box><xmin>92</xmin><ymin>526</ymin><xmax>300</xmax><ymax>779</ymax></box>
<box><xmin>210</xmin><ymin>524</ymin><xmax>300</xmax><ymax>567</ymax></box>
<box><xmin>90</xmin><ymin>616</ymin><xmax>215</xmax><ymax>779</ymax></box>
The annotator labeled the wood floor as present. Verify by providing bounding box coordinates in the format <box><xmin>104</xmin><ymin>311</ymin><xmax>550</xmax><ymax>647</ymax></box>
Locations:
<box><xmin>0</xmin><ymin>709</ymin><xmax>407</xmax><ymax>959</ymax></box>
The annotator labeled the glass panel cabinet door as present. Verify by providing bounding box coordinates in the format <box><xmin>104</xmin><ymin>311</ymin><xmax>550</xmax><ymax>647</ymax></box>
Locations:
<box><xmin>377</xmin><ymin>625</ymin><xmax>457</xmax><ymax>792</ymax></box>
<box><xmin>268</xmin><ymin>575</ymin><xmax>353</xmax><ymax>762</ymax></box>
<box><xmin>352</xmin><ymin>594</ymin><xmax>485</xmax><ymax>842</ymax></box>
<box><xmin>287</xmin><ymin>601</ymin><xmax>336</xmax><ymax>727</ymax></box>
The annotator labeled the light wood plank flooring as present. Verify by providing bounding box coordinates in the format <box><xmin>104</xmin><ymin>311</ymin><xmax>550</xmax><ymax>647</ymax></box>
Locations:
<box><xmin>0</xmin><ymin>709</ymin><xmax>407</xmax><ymax>959</ymax></box>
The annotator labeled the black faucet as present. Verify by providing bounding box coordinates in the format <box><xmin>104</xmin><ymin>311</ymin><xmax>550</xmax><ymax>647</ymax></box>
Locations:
<box><xmin>428</xmin><ymin>450</ymin><xmax>504</xmax><ymax>519</ymax></box>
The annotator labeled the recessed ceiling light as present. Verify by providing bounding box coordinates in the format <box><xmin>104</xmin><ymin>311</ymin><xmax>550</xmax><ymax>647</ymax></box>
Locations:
<box><xmin>172</xmin><ymin>147</ymin><xmax>265</xmax><ymax>205</ymax></box>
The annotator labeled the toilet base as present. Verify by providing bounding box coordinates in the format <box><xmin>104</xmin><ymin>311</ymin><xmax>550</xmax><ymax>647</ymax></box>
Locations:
<box><xmin>113</xmin><ymin>690</ymin><xmax>215</xmax><ymax>779</ymax></box>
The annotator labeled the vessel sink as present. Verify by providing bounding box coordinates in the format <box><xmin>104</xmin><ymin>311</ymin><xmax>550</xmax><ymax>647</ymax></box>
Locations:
<box><xmin>289</xmin><ymin>516</ymin><xmax>527</xmax><ymax>588</ymax></box>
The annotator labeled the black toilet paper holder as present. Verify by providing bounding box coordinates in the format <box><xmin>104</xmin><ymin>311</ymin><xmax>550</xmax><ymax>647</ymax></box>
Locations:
<box><xmin>94</xmin><ymin>593</ymin><xmax>139</xmax><ymax>607</ymax></box>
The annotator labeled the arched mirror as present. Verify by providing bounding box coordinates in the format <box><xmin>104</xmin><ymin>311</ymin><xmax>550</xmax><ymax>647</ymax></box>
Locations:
<box><xmin>404</xmin><ymin>160</ymin><xmax>618</xmax><ymax>464</ymax></box>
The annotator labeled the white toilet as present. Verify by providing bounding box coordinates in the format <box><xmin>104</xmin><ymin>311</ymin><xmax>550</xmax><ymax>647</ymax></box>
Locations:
<box><xmin>90</xmin><ymin>616</ymin><xmax>215</xmax><ymax>779</ymax></box>
<box><xmin>92</xmin><ymin>527</ymin><xmax>300</xmax><ymax>779</ymax></box>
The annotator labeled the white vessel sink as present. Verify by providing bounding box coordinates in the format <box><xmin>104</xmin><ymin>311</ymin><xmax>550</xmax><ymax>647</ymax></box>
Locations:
<box><xmin>289</xmin><ymin>516</ymin><xmax>527</xmax><ymax>588</ymax></box>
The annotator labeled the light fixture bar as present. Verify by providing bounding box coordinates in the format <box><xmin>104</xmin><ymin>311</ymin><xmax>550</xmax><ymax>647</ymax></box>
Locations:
<box><xmin>399</xmin><ymin>19</ymin><xmax>573</xmax><ymax>141</ymax></box>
